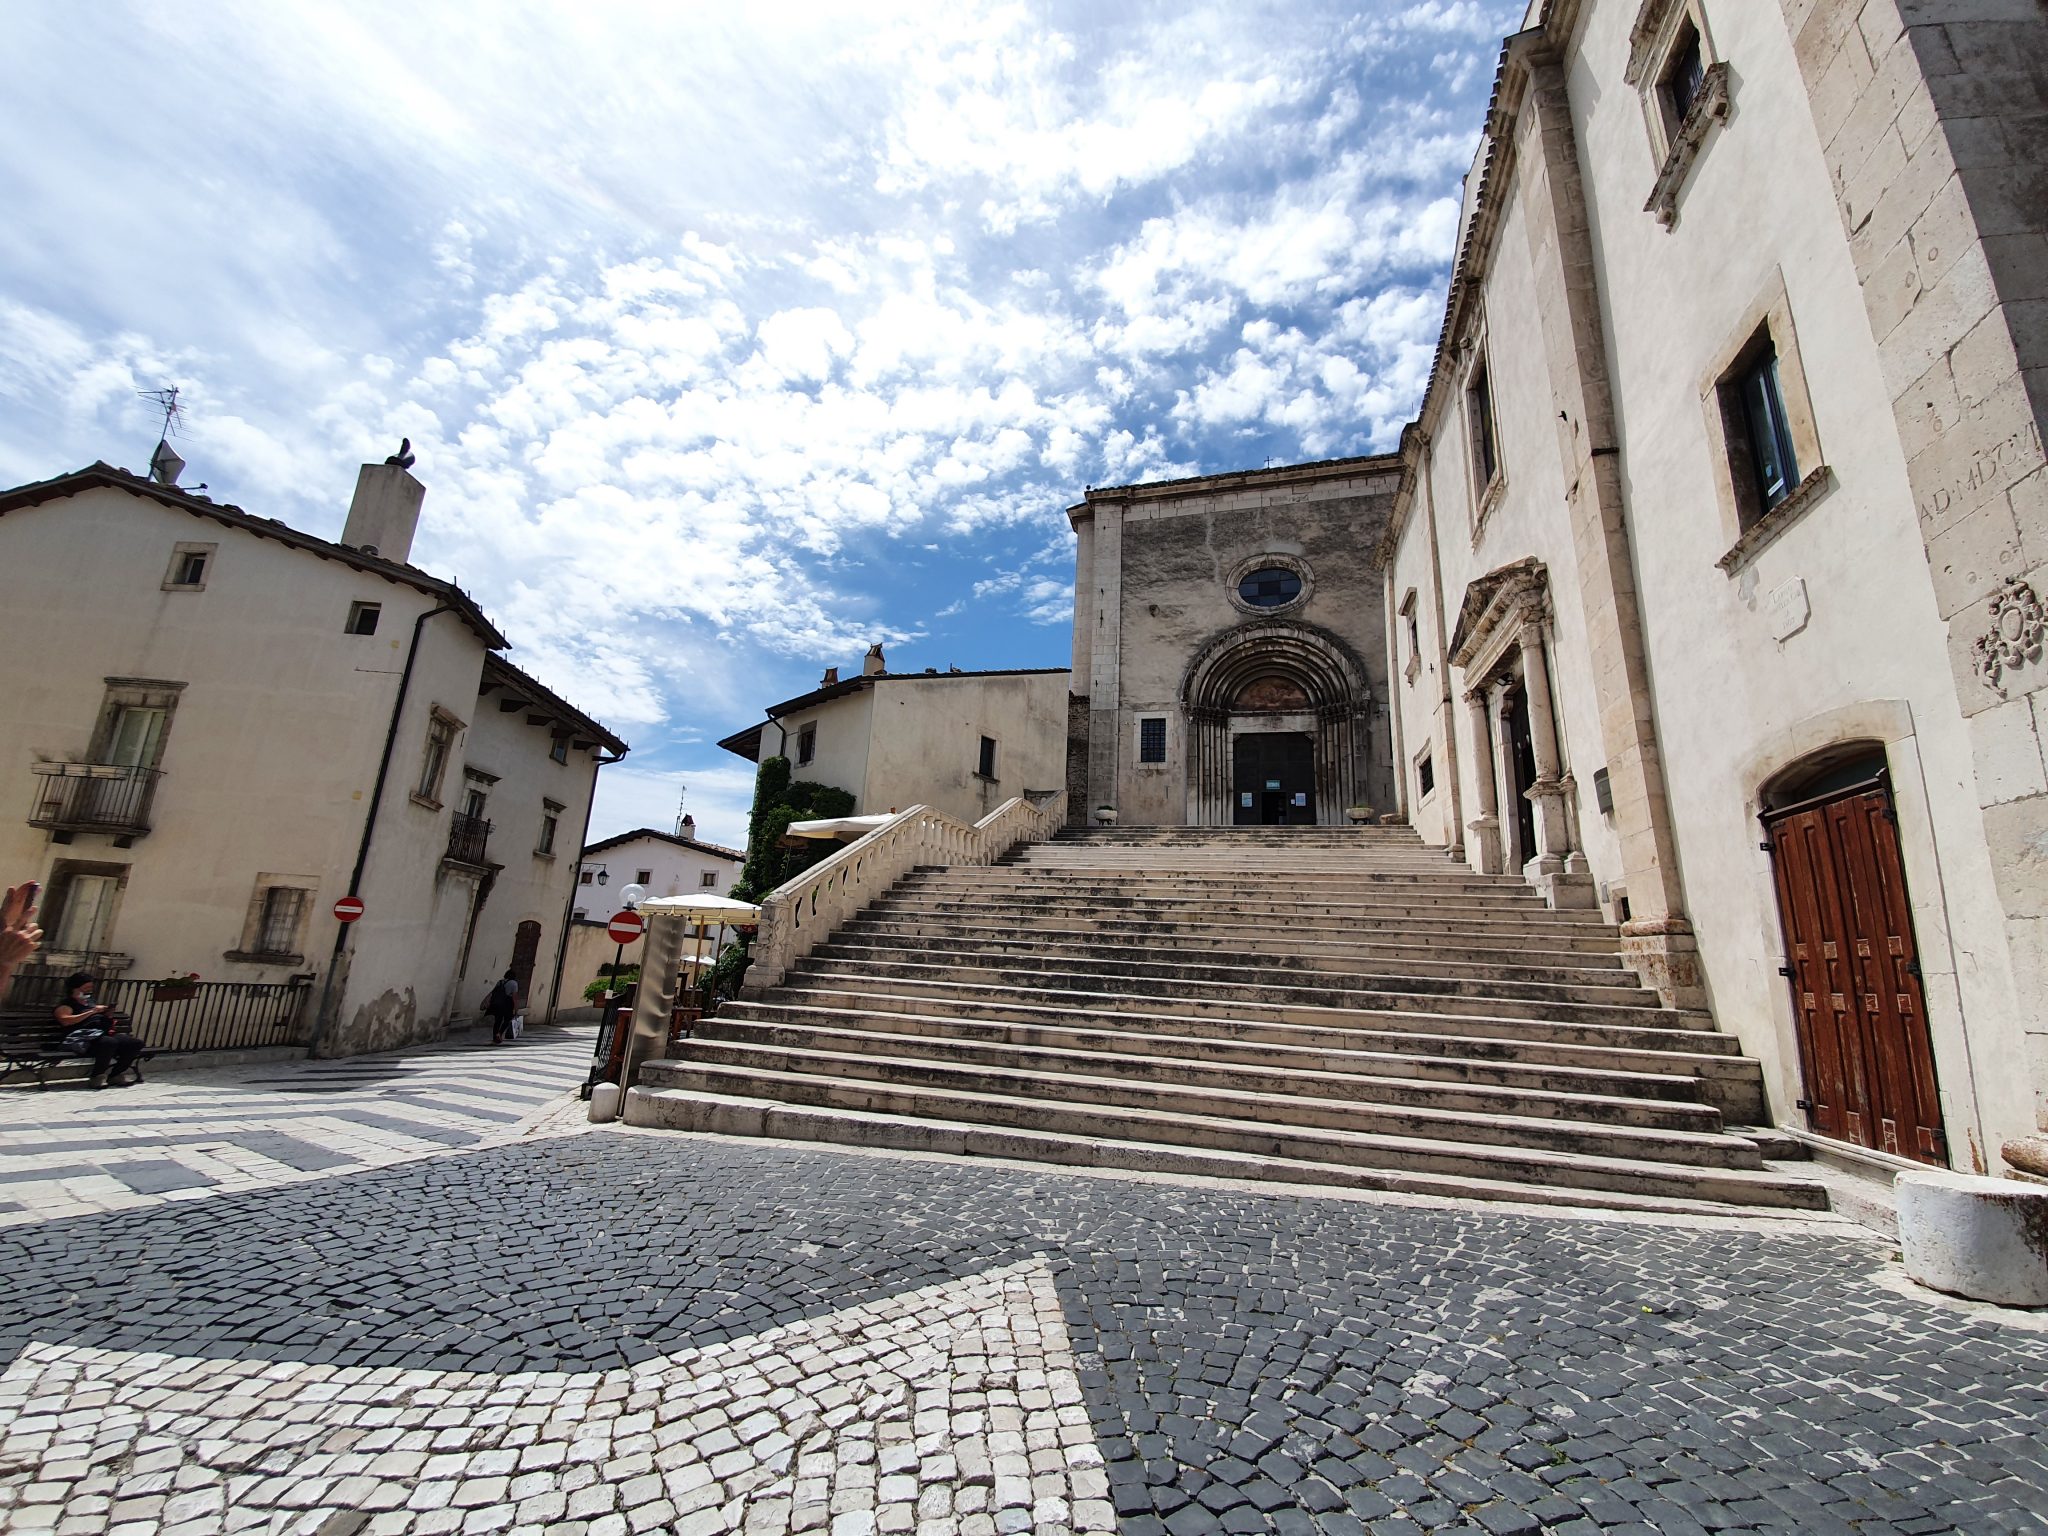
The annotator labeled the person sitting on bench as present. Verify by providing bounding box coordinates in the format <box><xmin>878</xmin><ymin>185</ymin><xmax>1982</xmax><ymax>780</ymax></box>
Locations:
<box><xmin>53</xmin><ymin>973</ymin><xmax>147</xmax><ymax>1089</ymax></box>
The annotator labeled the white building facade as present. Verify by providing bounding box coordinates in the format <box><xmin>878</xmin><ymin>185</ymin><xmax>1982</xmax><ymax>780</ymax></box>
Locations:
<box><xmin>0</xmin><ymin>460</ymin><xmax>627</xmax><ymax>1055</ymax></box>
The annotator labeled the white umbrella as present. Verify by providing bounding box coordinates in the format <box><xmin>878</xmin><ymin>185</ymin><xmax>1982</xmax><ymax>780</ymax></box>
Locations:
<box><xmin>782</xmin><ymin>813</ymin><xmax>895</xmax><ymax>843</ymax></box>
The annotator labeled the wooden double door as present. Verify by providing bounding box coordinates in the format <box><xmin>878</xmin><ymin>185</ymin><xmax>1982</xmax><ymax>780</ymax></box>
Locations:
<box><xmin>1765</xmin><ymin>785</ymin><xmax>1945</xmax><ymax>1163</ymax></box>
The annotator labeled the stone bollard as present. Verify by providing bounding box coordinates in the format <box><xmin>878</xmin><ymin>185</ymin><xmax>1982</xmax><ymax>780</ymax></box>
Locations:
<box><xmin>587</xmin><ymin>1081</ymin><xmax>622</xmax><ymax>1123</ymax></box>
<box><xmin>1895</xmin><ymin>1169</ymin><xmax>2048</xmax><ymax>1307</ymax></box>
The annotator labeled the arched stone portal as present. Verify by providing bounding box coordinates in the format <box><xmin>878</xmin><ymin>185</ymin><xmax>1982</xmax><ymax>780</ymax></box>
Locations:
<box><xmin>1180</xmin><ymin>619</ymin><xmax>1373</xmax><ymax>826</ymax></box>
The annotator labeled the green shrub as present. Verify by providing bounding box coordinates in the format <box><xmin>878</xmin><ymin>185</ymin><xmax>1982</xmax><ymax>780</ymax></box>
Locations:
<box><xmin>730</xmin><ymin>756</ymin><xmax>856</xmax><ymax>903</ymax></box>
<box><xmin>580</xmin><ymin>965</ymin><xmax>639</xmax><ymax>1004</ymax></box>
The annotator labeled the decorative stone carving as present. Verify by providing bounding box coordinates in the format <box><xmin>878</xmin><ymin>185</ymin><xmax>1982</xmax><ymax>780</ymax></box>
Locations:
<box><xmin>1971</xmin><ymin>577</ymin><xmax>2045</xmax><ymax>694</ymax></box>
<box><xmin>1234</xmin><ymin>675</ymin><xmax>1311</xmax><ymax>713</ymax></box>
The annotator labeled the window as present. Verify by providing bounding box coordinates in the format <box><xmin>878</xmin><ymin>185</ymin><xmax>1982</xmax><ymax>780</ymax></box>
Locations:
<box><xmin>796</xmin><ymin>723</ymin><xmax>816</xmax><ymax>766</ymax></box>
<box><xmin>1466</xmin><ymin>359</ymin><xmax>1498</xmax><ymax>492</ymax></box>
<box><xmin>256</xmin><ymin>886</ymin><xmax>307</xmax><ymax>956</ymax></box>
<box><xmin>579</xmin><ymin>869</ymin><xmax>596</xmax><ymax>886</ymax></box>
<box><xmin>1662</xmin><ymin>18</ymin><xmax>1706</xmax><ymax>128</ymax></box>
<box><xmin>700</xmin><ymin>871</ymin><xmax>719</xmax><ymax>889</ymax></box>
<box><xmin>1139</xmin><ymin>717</ymin><xmax>1167</xmax><ymax>764</ymax></box>
<box><xmin>636</xmin><ymin>868</ymin><xmax>653</xmax><ymax>885</ymax></box>
<box><xmin>346</xmin><ymin>601</ymin><xmax>382</xmax><ymax>636</ymax></box>
<box><xmin>162</xmin><ymin>542</ymin><xmax>215</xmax><ymax>591</ymax></box>
<box><xmin>1236</xmin><ymin>568</ymin><xmax>1303</xmax><ymax>608</ymax></box>
<box><xmin>463</xmin><ymin>785</ymin><xmax>488</xmax><ymax>821</ymax></box>
<box><xmin>416</xmin><ymin>710</ymin><xmax>459</xmax><ymax>805</ymax></box>
<box><xmin>106</xmin><ymin>706</ymin><xmax>168</xmax><ymax>769</ymax></box>
<box><xmin>550</xmin><ymin>737</ymin><xmax>569</xmax><ymax>765</ymax></box>
<box><xmin>1417</xmin><ymin>752</ymin><xmax>1436</xmax><ymax>798</ymax></box>
<box><xmin>977</xmin><ymin>735</ymin><xmax>998</xmax><ymax>778</ymax></box>
<box><xmin>1735</xmin><ymin>347</ymin><xmax>1799</xmax><ymax>517</ymax></box>
<box><xmin>47</xmin><ymin>868</ymin><xmax>123</xmax><ymax>955</ymax></box>
<box><xmin>537</xmin><ymin>808</ymin><xmax>560</xmax><ymax>856</ymax></box>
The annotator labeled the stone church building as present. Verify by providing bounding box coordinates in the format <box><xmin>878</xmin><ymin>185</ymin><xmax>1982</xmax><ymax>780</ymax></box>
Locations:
<box><xmin>1065</xmin><ymin>0</ymin><xmax>2048</xmax><ymax>1182</ymax></box>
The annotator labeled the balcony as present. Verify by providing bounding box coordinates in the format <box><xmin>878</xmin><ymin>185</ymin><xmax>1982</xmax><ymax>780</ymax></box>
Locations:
<box><xmin>29</xmin><ymin>762</ymin><xmax>162</xmax><ymax>840</ymax></box>
<box><xmin>446</xmin><ymin>811</ymin><xmax>494</xmax><ymax>866</ymax></box>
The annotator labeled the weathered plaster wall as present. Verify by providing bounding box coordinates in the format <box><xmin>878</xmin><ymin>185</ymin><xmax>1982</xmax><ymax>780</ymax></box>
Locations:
<box><xmin>863</xmin><ymin>672</ymin><xmax>1071</xmax><ymax>823</ymax></box>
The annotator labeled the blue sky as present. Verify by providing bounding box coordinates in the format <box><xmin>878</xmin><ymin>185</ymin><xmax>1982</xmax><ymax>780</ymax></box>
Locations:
<box><xmin>0</xmin><ymin>0</ymin><xmax>1521</xmax><ymax>849</ymax></box>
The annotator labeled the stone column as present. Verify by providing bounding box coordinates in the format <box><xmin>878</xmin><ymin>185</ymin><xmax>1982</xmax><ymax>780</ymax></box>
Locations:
<box><xmin>1463</xmin><ymin>689</ymin><xmax>1502</xmax><ymax>875</ymax></box>
<box><xmin>1517</xmin><ymin>623</ymin><xmax>1595</xmax><ymax>909</ymax></box>
<box><xmin>1490</xmin><ymin>680</ymin><xmax>1522</xmax><ymax>873</ymax></box>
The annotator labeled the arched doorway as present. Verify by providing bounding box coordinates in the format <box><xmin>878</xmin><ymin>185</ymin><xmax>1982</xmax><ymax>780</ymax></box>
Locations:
<box><xmin>1181</xmin><ymin>619</ymin><xmax>1372</xmax><ymax>826</ymax></box>
<box><xmin>1762</xmin><ymin>744</ymin><xmax>1946</xmax><ymax>1163</ymax></box>
<box><xmin>510</xmin><ymin>919</ymin><xmax>543</xmax><ymax>1006</ymax></box>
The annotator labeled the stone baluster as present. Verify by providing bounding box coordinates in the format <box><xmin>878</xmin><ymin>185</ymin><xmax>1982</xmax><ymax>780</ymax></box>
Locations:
<box><xmin>1463</xmin><ymin>689</ymin><xmax>1502</xmax><ymax>875</ymax></box>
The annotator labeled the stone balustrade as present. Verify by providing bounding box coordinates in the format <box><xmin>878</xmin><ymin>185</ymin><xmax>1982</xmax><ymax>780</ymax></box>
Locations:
<box><xmin>744</xmin><ymin>793</ymin><xmax>1068</xmax><ymax>992</ymax></box>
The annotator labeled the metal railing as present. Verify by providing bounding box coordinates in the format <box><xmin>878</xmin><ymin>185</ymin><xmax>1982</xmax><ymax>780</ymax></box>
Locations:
<box><xmin>3</xmin><ymin>974</ymin><xmax>314</xmax><ymax>1054</ymax></box>
<box><xmin>29</xmin><ymin>763</ymin><xmax>163</xmax><ymax>835</ymax></box>
<box><xmin>446</xmin><ymin>812</ymin><xmax>493</xmax><ymax>865</ymax></box>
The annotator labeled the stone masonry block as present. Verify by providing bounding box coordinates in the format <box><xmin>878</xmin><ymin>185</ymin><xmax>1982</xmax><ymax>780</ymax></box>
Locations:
<box><xmin>1898</xmin><ymin>0</ymin><xmax>2044</xmax><ymax>23</ymax></box>
<box><xmin>1908</xmin><ymin>172</ymin><xmax>1982</xmax><ymax>296</ymax></box>
<box><xmin>1920</xmin><ymin>57</ymin><xmax>2048</xmax><ymax>122</ymax></box>
<box><xmin>1797</xmin><ymin>0</ymin><xmax>1872</xmax><ymax>85</ymax></box>
<box><xmin>1896</xmin><ymin>355</ymin><xmax>1962</xmax><ymax>464</ymax></box>
<box><xmin>1927</xmin><ymin>493</ymin><xmax>2025</xmax><ymax>619</ymax></box>
<box><xmin>1882</xmin><ymin>243</ymin><xmax>2000</xmax><ymax>401</ymax></box>
<box><xmin>1963</xmin><ymin>161</ymin><xmax>2048</xmax><ymax>245</ymax></box>
<box><xmin>1856</xmin><ymin>0</ymin><xmax>1905</xmax><ymax>60</ymax></box>
<box><xmin>2012</xmin><ymin>298</ymin><xmax>2048</xmax><ymax>377</ymax></box>
<box><xmin>1911</xmin><ymin>367</ymin><xmax>2044</xmax><ymax>537</ymax></box>
<box><xmin>1809</xmin><ymin>21</ymin><xmax>1879</xmax><ymax>151</ymax></box>
<box><xmin>1867</xmin><ymin>231</ymin><xmax>1928</xmax><ymax>343</ymax></box>
<box><xmin>1939</xmin><ymin>19</ymin><xmax>2048</xmax><ymax>86</ymax></box>
<box><xmin>1834</xmin><ymin>29</ymin><xmax>1934</xmax><ymax>190</ymax></box>
<box><xmin>1984</xmin><ymin>234</ymin><xmax>2048</xmax><ymax>306</ymax></box>
<box><xmin>1968</xmin><ymin>695</ymin><xmax>2048</xmax><ymax>805</ymax></box>
<box><xmin>1850</xmin><ymin>123</ymin><xmax>1956</xmax><ymax>282</ymax></box>
<box><xmin>1978</xmin><ymin>780</ymin><xmax>2048</xmax><ymax>918</ymax></box>
<box><xmin>1946</xmin><ymin>586</ymin><xmax>2010</xmax><ymax>717</ymax></box>
<box><xmin>2013</xmin><ymin>465</ymin><xmax>2048</xmax><ymax>565</ymax></box>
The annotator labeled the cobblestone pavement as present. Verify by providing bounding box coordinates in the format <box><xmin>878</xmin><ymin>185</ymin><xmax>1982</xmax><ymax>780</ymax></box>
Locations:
<box><xmin>0</xmin><ymin>1026</ymin><xmax>594</xmax><ymax>1228</ymax></box>
<box><xmin>1</xmin><ymin>1130</ymin><xmax>2045</xmax><ymax>1535</ymax></box>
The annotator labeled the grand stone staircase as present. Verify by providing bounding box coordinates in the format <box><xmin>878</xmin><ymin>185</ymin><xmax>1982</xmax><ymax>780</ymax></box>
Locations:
<box><xmin>631</xmin><ymin>826</ymin><xmax>1828</xmax><ymax>1217</ymax></box>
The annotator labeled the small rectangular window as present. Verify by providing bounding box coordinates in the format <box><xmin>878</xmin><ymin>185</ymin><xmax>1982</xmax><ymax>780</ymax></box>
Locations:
<box><xmin>977</xmin><ymin>735</ymin><xmax>997</xmax><ymax>778</ymax></box>
<box><xmin>636</xmin><ymin>868</ymin><xmax>653</xmax><ymax>885</ymax></box>
<box><xmin>579</xmin><ymin>869</ymin><xmax>595</xmax><ymax>885</ymax></box>
<box><xmin>1417</xmin><ymin>753</ymin><xmax>1436</xmax><ymax>797</ymax></box>
<box><xmin>51</xmin><ymin>871</ymin><xmax>121</xmax><ymax>953</ymax></box>
<box><xmin>256</xmin><ymin>886</ymin><xmax>308</xmax><ymax>955</ymax></box>
<box><xmin>537</xmin><ymin>810</ymin><xmax>559</xmax><ymax>855</ymax></box>
<box><xmin>796</xmin><ymin>723</ymin><xmax>816</xmax><ymax>766</ymax></box>
<box><xmin>346</xmin><ymin>601</ymin><xmax>382</xmax><ymax>636</ymax></box>
<box><xmin>1139</xmin><ymin>717</ymin><xmax>1167</xmax><ymax>764</ymax></box>
<box><xmin>550</xmin><ymin>738</ymin><xmax>569</xmax><ymax>764</ymax></box>
<box><xmin>1737</xmin><ymin>346</ymin><xmax>1799</xmax><ymax>517</ymax></box>
<box><xmin>700</xmin><ymin>871</ymin><xmax>718</xmax><ymax>889</ymax></box>
<box><xmin>163</xmin><ymin>542</ymin><xmax>215</xmax><ymax>591</ymax></box>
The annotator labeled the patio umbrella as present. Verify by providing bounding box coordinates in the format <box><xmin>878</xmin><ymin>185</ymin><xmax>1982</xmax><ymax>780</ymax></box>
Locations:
<box><xmin>778</xmin><ymin>813</ymin><xmax>896</xmax><ymax>848</ymax></box>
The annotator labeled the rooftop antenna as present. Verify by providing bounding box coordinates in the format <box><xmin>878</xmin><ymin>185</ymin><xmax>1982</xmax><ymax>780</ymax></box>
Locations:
<box><xmin>673</xmin><ymin>782</ymin><xmax>689</xmax><ymax>837</ymax></box>
<box><xmin>139</xmin><ymin>386</ymin><xmax>187</xmax><ymax>486</ymax></box>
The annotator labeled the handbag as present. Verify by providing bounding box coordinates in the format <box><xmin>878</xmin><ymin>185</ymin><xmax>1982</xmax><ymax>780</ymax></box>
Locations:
<box><xmin>62</xmin><ymin>1027</ymin><xmax>105</xmax><ymax>1055</ymax></box>
<box><xmin>508</xmin><ymin>1012</ymin><xmax>525</xmax><ymax>1039</ymax></box>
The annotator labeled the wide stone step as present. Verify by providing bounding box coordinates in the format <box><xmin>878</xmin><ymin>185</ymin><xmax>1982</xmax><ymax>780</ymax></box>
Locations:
<box><xmin>865</xmin><ymin>903</ymin><xmax>1629</xmax><ymax>955</ymax></box>
<box><xmin>846</xmin><ymin>916</ymin><xmax>1630</xmax><ymax>973</ymax></box>
<box><xmin>925</xmin><ymin>871</ymin><xmax>1565</xmax><ymax>902</ymax></box>
<box><xmin>629</xmin><ymin>1062</ymin><xmax>1824</xmax><ymax>1208</ymax></box>
<box><xmin>623</xmin><ymin>1090</ymin><xmax>1827</xmax><ymax>1219</ymax></box>
<box><xmin>691</xmin><ymin>1016</ymin><xmax>1722</xmax><ymax>1132</ymax></box>
<box><xmin>879</xmin><ymin>894</ymin><xmax>1617</xmax><ymax>933</ymax></box>
<box><xmin>835</xmin><ymin>925</ymin><xmax>1637</xmax><ymax>989</ymax></box>
<box><xmin>790</xmin><ymin>952</ymin><xmax>1681</xmax><ymax>1030</ymax></box>
<box><xmin>772</xmin><ymin>973</ymin><xmax>1742</xmax><ymax>1064</ymax></box>
<box><xmin>719</xmin><ymin>999</ymin><xmax>1716</xmax><ymax>1102</ymax></box>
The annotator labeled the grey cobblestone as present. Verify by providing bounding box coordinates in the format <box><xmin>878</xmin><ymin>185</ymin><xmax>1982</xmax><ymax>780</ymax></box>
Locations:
<box><xmin>0</xmin><ymin>1132</ymin><xmax>2043</xmax><ymax>1531</ymax></box>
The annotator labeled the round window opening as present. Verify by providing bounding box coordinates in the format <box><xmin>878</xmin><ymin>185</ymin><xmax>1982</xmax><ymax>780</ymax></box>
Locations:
<box><xmin>1237</xmin><ymin>567</ymin><xmax>1304</xmax><ymax>608</ymax></box>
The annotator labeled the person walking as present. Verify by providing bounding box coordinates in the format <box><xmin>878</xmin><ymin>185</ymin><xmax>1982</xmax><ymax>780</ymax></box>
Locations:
<box><xmin>52</xmin><ymin>973</ymin><xmax>147</xmax><ymax>1088</ymax></box>
<box><xmin>481</xmin><ymin>969</ymin><xmax>520</xmax><ymax>1045</ymax></box>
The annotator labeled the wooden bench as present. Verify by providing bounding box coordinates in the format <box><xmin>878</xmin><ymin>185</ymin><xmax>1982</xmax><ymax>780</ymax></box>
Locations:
<box><xmin>0</xmin><ymin>1010</ymin><xmax>155</xmax><ymax>1089</ymax></box>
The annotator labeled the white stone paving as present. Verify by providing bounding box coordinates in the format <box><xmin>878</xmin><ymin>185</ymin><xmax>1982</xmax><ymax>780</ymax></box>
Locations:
<box><xmin>0</xmin><ymin>1257</ymin><xmax>1112</xmax><ymax>1536</ymax></box>
<box><xmin>0</xmin><ymin>1027</ymin><xmax>596</xmax><ymax>1229</ymax></box>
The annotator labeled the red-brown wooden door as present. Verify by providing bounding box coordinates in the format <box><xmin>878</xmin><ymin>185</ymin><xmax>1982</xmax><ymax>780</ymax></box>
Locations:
<box><xmin>1765</xmin><ymin>788</ymin><xmax>1945</xmax><ymax>1163</ymax></box>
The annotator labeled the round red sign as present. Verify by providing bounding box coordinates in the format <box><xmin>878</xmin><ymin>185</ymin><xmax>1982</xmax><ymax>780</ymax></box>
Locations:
<box><xmin>333</xmin><ymin>896</ymin><xmax>366</xmax><ymax>923</ymax></box>
<box><xmin>607</xmin><ymin>910</ymin><xmax>645</xmax><ymax>944</ymax></box>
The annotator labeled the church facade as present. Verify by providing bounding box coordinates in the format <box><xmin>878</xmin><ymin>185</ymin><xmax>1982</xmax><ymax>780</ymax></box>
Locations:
<box><xmin>1066</xmin><ymin>0</ymin><xmax>2048</xmax><ymax>1179</ymax></box>
<box><xmin>1067</xmin><ymin>458</ymin><xmax>1399</xmax><ymax>828</ymax></box>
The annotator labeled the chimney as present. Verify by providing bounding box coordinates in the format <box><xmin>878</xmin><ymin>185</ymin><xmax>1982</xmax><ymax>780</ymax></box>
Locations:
<box><xmin>342</xmin><ymin>462</ymin><xmax>425</xmax><ymax>563</ymax></box>
<box><xmin>820</xmin><ymin>666</ymin><xmax>840</xmax><ymax>685</ymax></box>
<box><xmin>862</xmin><ymin>642</ymin><xmax>886</xmax><ymax>677</ymax></box>
<box><xmin>680</xmin><ymin>815</ymin><xmax>696</xmax><ymax>841</ymax></box>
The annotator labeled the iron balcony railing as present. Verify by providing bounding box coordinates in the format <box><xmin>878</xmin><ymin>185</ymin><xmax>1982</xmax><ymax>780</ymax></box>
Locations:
<box><xmin>3</xmin><ymin>973</ymin><xmax>313</xmax><ymax>1054</ymax></box>
<box><xmin>446</xmin><ymin>812</ymin><xmax>493</xmax><ymax>865</ymax></box>
<box><xmin>29</xmin><ymin>762</ymin><xmax>163</xmax><ymax>836</ymax></box>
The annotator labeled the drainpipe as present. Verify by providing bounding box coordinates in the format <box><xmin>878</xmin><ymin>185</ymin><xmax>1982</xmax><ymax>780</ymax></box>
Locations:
<box><xmin>307</xmin><ymin>602</ymin><xmax>457</xmax><ymax>1057</ymax></box>
<box><xmin>543</xmin><ymin>746</ymin><xmax>625</xmax><ymax>1026</ymax></box>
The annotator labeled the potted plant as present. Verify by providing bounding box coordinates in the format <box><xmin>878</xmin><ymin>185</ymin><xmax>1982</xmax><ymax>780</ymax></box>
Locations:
<box><xmin>1094</xmin><ymin>804</ymin><xmax>1118</xmax><ymax>825</ymax></box>
<box><xmin>150</xmin><ymin>971</ymin><xmax>201</xmax><ymax>1002</ymax></box>
<box><xmin>1345</xmin><ymin>805</ymin><xmax>1375</xmax><ymax>824</ymax></box>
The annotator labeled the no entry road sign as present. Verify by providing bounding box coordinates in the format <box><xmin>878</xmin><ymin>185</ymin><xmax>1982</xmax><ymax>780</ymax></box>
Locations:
<box><xmin>333</xmin><ymin>896</ymin><xmax>366</xmax><ymax>924</ymax></box>
<box><xmin>607</xmin><ymin>910</ymin><xmax>645</xmax><ymax>944</ymax></box>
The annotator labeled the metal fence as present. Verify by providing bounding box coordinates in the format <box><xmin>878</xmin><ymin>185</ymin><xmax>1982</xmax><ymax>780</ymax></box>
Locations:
<box><xmin>4</xmin><ymin>973</ymin><xmax>313</xmax><ymax>1054</ymax></box>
